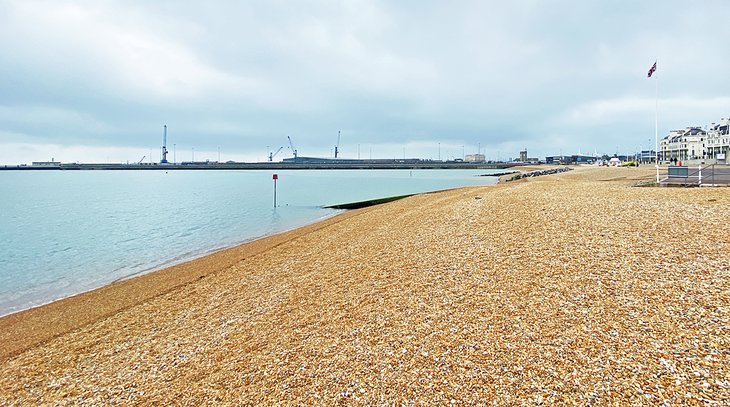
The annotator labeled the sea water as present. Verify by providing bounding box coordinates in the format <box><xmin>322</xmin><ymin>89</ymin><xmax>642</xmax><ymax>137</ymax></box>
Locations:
<box><xmin>0</xmin><ymin>169</ymin><xmax>500</xmax><ymax>316</ymax></box>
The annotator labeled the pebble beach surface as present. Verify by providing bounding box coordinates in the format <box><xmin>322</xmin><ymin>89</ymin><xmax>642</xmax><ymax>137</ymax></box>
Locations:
<box><xmin>1</xmin><ymin>166</ymin><xmax>728</xmax><ymax>404</ymax></box>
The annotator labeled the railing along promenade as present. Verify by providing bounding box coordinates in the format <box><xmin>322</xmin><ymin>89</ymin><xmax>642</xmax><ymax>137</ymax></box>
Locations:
<box><xmin>663</xmin><ymin>164</ymin><xmax>730</xmax><ymax>186</ymax></box>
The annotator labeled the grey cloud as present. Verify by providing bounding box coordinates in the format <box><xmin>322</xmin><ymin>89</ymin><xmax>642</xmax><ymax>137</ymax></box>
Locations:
<box><xmin>1</xmin><ymin>0</ymin><xmax>729</xmax><ymax>164</ymax></box>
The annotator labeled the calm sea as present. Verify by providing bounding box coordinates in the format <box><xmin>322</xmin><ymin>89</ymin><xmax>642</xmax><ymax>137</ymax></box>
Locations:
<box><xmin>0</xmin><ymin>169</ymin><xmax>500</xmax><ymax>316</ymax></box>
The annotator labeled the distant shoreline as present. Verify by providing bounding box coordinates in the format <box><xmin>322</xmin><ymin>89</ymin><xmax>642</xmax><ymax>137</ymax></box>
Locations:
<box><xmin>1</xmin><ymin>162</ymin><xmax>520</xmax><ymax>171</ymax></box>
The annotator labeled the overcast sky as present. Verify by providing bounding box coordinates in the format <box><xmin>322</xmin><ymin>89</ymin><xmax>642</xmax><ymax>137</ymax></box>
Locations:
<box><xmin>1</xmin><ymin>0</ymin><xmax>729</xmax><ymax>164</ymax></box>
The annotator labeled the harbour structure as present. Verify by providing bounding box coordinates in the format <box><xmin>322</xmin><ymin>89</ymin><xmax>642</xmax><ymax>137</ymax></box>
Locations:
<box><xmin>5</xmin><ymin>157</ymin><xmax>517</xmax><ymax>171</ymax></box>
<box><xmin>11</xmin><ymin>129</ymin><xmax>527</xmax><ymax>171</ymax></box>
<box><xmin>160</xmin><ymin>125</ymin><xmax>169</xmax><ymax>164</ymax></box>
<box><xmin>334</xmin><ymin>131</ymin><xmax>341</xmax><ymax>158</ymax></box>
<box><xmin>545</xmin><ymin>154</ymin><xmax>597</xmax><ymax>165</ymax></box>
<box><xmin>516</xmin><ymin>149</ymin><xmax>539</xmax><ymax>163</ymax></box>
<box><xmin>287</xmin><ymin>135</ymin><xmax>298</xmax><ymax>158</ymax></box>
<box><xmin>282</xmin><ymin>156</ymin><xmax>432</xmax><ymax>165</ymax></box>
<box><xmin>464</xmin><ymin>154</ymin><xmax>485</xmax><ymax>162</ymax></box>
<box><xmin>31</xmin><ymin>159</ymin><xmax>61</xmax><ymax>167</ymax></box>
<box><xmin>269</xmin><ymin>146</ymin><xmax>284</xmax><ymax>162</ymax></box>
<box><xmin>519</xmin><ymin>149</ymin><xmax>528</xmax><ymax>162</ymax></box>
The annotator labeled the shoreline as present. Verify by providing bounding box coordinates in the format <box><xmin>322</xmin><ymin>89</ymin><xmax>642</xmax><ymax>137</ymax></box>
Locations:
<box><xmin>0</xmin><ymin>204</ymin><xmax>373</xmax><ymax>361</ymax></box>
<box><xmin>111</xmin><ymin>210</ymin><xmax>345</xmax><ymax>285</ymax></box>
<box><xmin>0</xmin><ymin>180</ymin><xmax>490</xmax><ymax>360</ymax></box>
<box><xmin>0</xmin><ymin>168</ymin><xmax>518</xmax><ymax>358</ymax></box>
<box><xmin>0</xmin><ymin>166</ymin><xmax>595</xmax><ymax>359</ymax></box>
<box><xmin>0</xmin><ymin>166</ymin><xmax>619</xmax><ymax>357</ymax></box>
<box><xmin>1</xmin><ymin>172</ymin><xmax>502</xmax><ymax>321</ymax></box>
<box><xmin>0</xmin><ymin>210</ymin><xmax>342</xmax><ymax>320</ymax></box>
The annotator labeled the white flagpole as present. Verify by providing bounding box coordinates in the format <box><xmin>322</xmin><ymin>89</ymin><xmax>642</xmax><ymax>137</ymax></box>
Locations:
<box><xmin>654</xmin><ymin>60</ymin><xmax>659</xmax><ymax>183</ymax></box>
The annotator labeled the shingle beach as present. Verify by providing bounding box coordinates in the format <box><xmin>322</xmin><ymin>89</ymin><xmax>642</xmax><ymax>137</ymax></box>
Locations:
<box><xmin>1</xmin><ymin>166</ymin><xmax>728</xmax><ymax>404</ymax></box>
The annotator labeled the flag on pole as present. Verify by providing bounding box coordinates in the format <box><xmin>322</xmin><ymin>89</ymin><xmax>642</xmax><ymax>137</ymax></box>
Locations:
<box><xmin>647</xmin><ymin>61</ymin><xmax>657</xmax><ymax>78</ymax></box>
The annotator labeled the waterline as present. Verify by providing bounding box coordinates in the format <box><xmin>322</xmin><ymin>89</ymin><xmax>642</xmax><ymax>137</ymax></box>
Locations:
<box><xmin>0</xmin><ymin>169</ymin><xmax>500</xmax><ymax>316</ymax></box>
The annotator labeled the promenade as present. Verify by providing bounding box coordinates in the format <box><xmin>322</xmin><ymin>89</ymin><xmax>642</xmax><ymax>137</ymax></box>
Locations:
<box><xmin>1</xmin><ymin>166</ymin><xmax>728</xmax><ymax>404</ymax></box>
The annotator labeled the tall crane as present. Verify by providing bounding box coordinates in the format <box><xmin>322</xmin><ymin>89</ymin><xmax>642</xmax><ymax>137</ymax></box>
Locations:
<box><xmin>334</xmin><ymin>130</ymin><xmax>341</xmax><ymax>158</ymax></box>
<box><xmin>287</xmin><ymin>135</ymin><xmax>298</xmax><ymax>158</ymax></box>
<box><xmin>269</xmin><ymin>146</ymin><xmax>283</xmax><ymax>162</ymax></box>
<box><xmin>160</xmin><ymin>125</ymin><xmax>169</xmax><ymax>163</ymax></box>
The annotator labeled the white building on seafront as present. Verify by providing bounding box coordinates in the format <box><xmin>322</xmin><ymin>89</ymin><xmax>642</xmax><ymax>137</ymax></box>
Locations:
<box><xmin>660</xmin><ymin>117</ymin><xmax>730</xmax><ymax>164</ymax></box>
<box><xmin>659</xmin><ymin>127</ymin><xmax>706</xmax><ymax>163</ymax></box>
<box><xmin>707</xmin><ymin>118</ymin><xmax>730</xmax><ymax>164</ymax></box>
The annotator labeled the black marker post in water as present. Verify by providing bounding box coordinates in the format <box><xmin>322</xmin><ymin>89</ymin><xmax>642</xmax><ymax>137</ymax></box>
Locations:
<box><xmin>272</xmin><ymin>173</ymin><xmax>278</xmax><ymax>208</ymax></box>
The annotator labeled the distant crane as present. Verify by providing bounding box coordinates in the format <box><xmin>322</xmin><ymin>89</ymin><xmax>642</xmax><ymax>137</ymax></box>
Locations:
<box><xmin>160</xmin><ymin>125</ymin><xmax>169</xmax><ymax>163</ymax></box>
<box><xmin>287</xmin><ymin>135</ymin><xmax>298</xmax><ymax>158</ymax></box>
<box><xmin>269</xmin><ymin>146</ymin><xmax>284</xmax><ymax>162</ymax></box>
<box><xmin>334</xmin><ymin>130</ymin><xmax>341</xmax><ymax>158</ymax></box>
<box><xmin>138</xmin><ymin>155</ymin><xmax>146</xmax><ymax>164</ymax></box>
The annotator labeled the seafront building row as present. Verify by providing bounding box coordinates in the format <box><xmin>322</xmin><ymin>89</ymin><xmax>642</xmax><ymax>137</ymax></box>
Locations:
<box><xmin>659</xmin><ymin>117</ymin><xmax>730</xmax><ymax>164</ymax></box>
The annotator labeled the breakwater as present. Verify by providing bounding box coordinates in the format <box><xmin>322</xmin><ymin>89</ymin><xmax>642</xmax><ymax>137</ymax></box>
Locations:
<box><xmin>2</xmin><ymin>162</ymin><xmax>518</xmax><ymax>171</ymax></box>
<box><xmin>506</xmin><ymin>166</ymin><xmax>572</xmax><ymax>181</ymax></box>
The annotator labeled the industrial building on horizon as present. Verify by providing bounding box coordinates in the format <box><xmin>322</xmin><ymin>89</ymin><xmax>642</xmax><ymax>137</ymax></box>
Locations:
<box><xmin>464</xmin><ymin>154</ymin><xmax>485</xmax><ymax>162</ymax></box>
